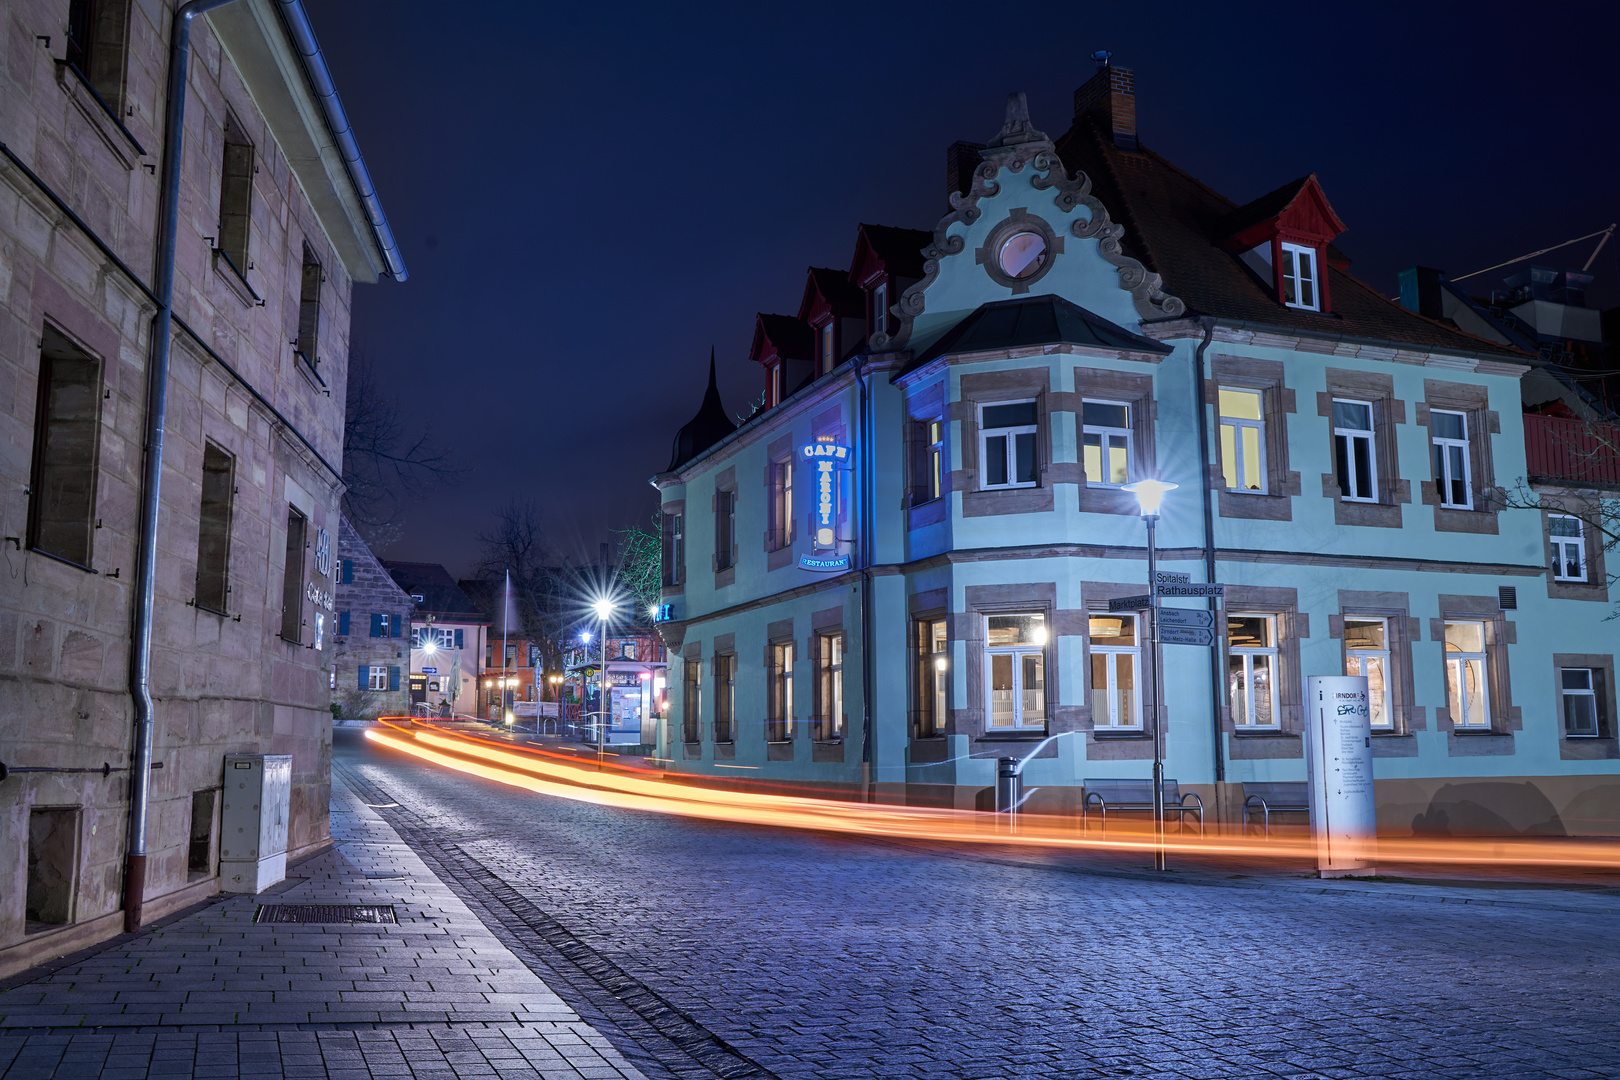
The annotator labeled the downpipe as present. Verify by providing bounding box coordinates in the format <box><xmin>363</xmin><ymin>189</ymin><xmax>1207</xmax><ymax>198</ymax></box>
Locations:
<box><xmin>1191</xmin><ymin>317</ymin><xmax>1224</xmax><ymax>788</ymax></box>
<box><xmin>854</xmin><ymin>356</ymin><xmax>875</xmax><ymax>800</ymax></box>
<box><xmin>124</xmin><ymin>0</ymin><xmax>241</xmax><ymax>935</ymax></box>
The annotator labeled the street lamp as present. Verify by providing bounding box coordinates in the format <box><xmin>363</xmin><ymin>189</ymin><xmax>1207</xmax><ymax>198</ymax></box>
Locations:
<box><xmin>1122</xmin><ymin>477</ymin><xmax>1177</xmax><ymax>872</ymax></box>
<box><xmin>591</xmin><ymin>597</ymin><xmax>615</xmax><ymax>762</ymax></box>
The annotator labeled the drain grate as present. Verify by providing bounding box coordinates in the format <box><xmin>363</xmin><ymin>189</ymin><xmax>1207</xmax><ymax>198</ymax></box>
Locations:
<box><xmin>254</xmin><ymin>904</ymin><xmax>397</xmax><ymax>925</ymax></box>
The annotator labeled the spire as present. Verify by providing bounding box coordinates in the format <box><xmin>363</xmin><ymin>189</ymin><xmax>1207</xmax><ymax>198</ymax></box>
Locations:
<box><xmin>986</xmin><ymin>91</ymin><xmax>1050</xmax><ymax>149</ymax></box>
<box><xmin>666</xmin><ymin>347</ymin><xmax>737</xmax><ymax>472</ymax></box>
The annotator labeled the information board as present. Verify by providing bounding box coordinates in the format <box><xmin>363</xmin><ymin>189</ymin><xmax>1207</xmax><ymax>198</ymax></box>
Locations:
<box><xmin>1305</xmin><ymin>675</ymin><xmax>1377</xmax><ymax>878</ymax></box>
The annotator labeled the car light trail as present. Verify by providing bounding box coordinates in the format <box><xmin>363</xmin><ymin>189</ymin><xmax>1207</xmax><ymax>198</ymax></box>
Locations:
<box><xmin>364</xmin><ymin>721</ymin><xmax>1620</xmax><ymax>872</ymax></box>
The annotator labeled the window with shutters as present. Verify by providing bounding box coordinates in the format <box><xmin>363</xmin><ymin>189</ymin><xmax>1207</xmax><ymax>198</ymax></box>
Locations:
<box><xmin>368</xmin><ymin>665</ymin><xmax>388</xmax><ymax>692</ymax></box>
<box><xmin>295</xmin><ymin>243</ymin><xmax>322</xmax><ymax>375</ymax></box>
<box><xmin>28</xmin><ymin>326</ymin><xmax>103</xmax><ymax>569</ymax></box>
<box><xmin>194</xmin><ymin>442</ymin><xmax>234</xmax><ymax>614</ymax></box>
<box><xmin>218</xmin><ymin>113</ymin><xmax>254</xmax><ymax>280</ymax></box>
<box><xmin>279</xmin><ymin>507</ymin><xmax>307</xmax><ymax>642</ymax></box>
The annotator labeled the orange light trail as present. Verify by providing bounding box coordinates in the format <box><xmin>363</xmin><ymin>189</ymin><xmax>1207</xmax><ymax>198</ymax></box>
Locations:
<box><xmin>364</xmin><ymin>721</ymin><xmax>1620</xmax><ymax>874</ymax></box>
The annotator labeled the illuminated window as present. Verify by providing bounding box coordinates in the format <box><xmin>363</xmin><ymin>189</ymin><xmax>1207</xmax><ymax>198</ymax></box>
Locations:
<box><xmin>986</xmin><ymin>614</ymin><xmax>1046</xmax><ymax>730</ymax></box>
<box><xmin>815</xmin><ymin>632</ymin><xmax>844</xmax><ymax>741</ymax></box>
<box><xmin>1333</xmin><ymin>399</ymin><xmax>1377</xmax><ymax>502</ymax></box>
<box><xmin>1444</xmin><ymin>620</ymin><xmax>1490</xmax><ymax>729</ymax></box>
<box><xmin>1550</xmin><ymin>515</ymin><xmax>1585</xmax><ymax>582</ymax></box>
<box><xmin>768</xmin><ymin>642</ymin><xmax>795</xmax><ymax>742</ymax></box>
<box><xmin>1431</xmin><ymin>410</ymin><xmax>1471</xmax><ymax>508</ymax></box>
<box><xmin>1280</xmin><ymin>242</ymin><xmax>1318</xmax><ymax>310</ymax></box>
<box><xmin>1228</xmin><ymin>614</ymin><xmax>1278</xmax><ymax>729</ymax></box>
<box><xmin>980</xmin><ymin>401</ymin><xmax>1038</xmax><ymax>489</ymax></box>
<box><xmin>1218</xmin><ymin>388</ymin><xmax>1266</xmax><ymax>492</ymax></box>
<box><xmin>367</xmin><ymin>665</ymin><xmax>388</xmax><ymax>692</ymax></box>
<box><xmin>1561</xmin><ymin>668</ymin><xmax>1602</xmax><ymax>738</ymax></box>
<box><xmin>1082</xmin><ymin>400</ymin><xmax>1131</xmax><ymax>487</ymax></box>
<box><xmin>1343</xmin><ymin>618</ymin><xmax>1392</xmax><ymax>729</ymax></box>
<box><xmin>927</xmin><ymin>420</ymin><xmax>944</xmax><ymax>501</ymax></box>
<box><xmin>914</xmin><ymin>618</ymin><xmax>949</xmax><ymax>737</ymax></box>
<box><xmin>1089</xmin><ymin>613</ymin><xmax>1139</xmax><ymax>729</ymax></box>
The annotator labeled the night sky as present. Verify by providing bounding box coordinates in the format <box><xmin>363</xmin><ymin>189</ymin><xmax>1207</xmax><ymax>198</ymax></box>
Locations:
<box><xmin>306</xmin><ymin>1</ymin><xmax>1619</xmax><ymax>576</ymax></box>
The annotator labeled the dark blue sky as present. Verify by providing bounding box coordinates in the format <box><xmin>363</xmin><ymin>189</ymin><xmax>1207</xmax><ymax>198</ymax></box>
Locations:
<box><xmin>307</xmin><ymin>1</ymin><xmax>1619</xmax><ymax>576</ymax></box>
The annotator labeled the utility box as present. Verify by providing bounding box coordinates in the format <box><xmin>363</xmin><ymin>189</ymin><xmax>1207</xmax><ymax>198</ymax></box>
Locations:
<box><xmin>219</xmin><ymin>754</ymin><xmax>292</xmax><ymax>893</ymax></box>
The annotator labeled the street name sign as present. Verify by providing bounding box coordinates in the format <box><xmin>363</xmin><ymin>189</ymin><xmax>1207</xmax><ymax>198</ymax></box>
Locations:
<box><xmin>1153</xmin><ymin>571</ymin><xmax>1191</xmax><ymax>584</ymax></box>
<box><xmin>1157</xmin><ymin>608</ymin><xmax>1215</xmax><ymax>630</ymax></box>
<box><xmin>1159</xmin><ymin>625</ymin><xmax>1215</xmax><ymax>647</ymax></box>
<box><xmin>1108</xmin><ymin>595</ymin><xmax>1152</xmax><ymax>612</ymax></box>
<box><xmin>1155</xmin><ymin>582</ymin><xmax>1225</xmax><ymax>598</ymax></box>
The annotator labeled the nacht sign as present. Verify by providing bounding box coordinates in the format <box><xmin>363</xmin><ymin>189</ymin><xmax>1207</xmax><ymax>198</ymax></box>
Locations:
<box><xmin>799</xmin><ymin>439</ymin><xmax>851</xmax><ymax>572</ymax></box>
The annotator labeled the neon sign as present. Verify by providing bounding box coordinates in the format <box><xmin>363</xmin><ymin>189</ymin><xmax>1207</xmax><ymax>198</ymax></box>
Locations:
<box><xmin>799</xmin><ymin>438</ymin><xmax>850</xmax><ymax>571</ymax></box>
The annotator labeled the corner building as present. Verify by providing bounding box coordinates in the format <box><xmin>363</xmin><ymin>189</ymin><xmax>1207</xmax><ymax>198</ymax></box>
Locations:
<box><xmin>651</xmin><ymin>67</ymin><xmax>1619</xmax><ymax>834</ymax></box>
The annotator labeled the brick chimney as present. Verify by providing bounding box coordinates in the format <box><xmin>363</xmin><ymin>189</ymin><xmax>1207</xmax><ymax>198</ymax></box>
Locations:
<box><xmin>1073</xmin><ymin>63</ymin><xmax>1137</xmax><ymax>151</ymax></box>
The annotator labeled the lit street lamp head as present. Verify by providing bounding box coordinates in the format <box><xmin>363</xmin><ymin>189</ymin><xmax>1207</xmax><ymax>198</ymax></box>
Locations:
<box><xmin>1122</xmin><ymin>477</ymin><xmax>1177</xmax><ymax>517</ymax></box>
<box><xmin>592</xmin><ymin>598</ymin><xmax>615</xmax><ymax>620</ymax></box>
<box><xmin>421</xmin><ymin>639</ymin><xmax>437</xmax><ymax>655</ymax></box>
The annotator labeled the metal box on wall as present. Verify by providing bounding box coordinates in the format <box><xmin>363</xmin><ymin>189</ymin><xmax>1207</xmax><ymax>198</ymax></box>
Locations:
<box><xmin>219</xmin><ymin>754</ymin><xmax>292</xmax><ymax>893</ymax></box>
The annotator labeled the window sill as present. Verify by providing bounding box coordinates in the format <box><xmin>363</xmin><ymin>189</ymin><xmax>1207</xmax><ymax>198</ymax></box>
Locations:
<box><xmin>1090</xmin><ymin>729</ymin><xmax>1148</xmax><ymax>739</ymax></box>
<box><xmin>213</xmin><ymin>249</ymin><xmax>263</xmax><ymax>307</ymax></box>
<box><xmin>278</xmin><ymin>635</ymin><xmax>303</xmax><ymax>647</ymax></box>
<box><xmin>1450</xmin><ymin>727</ymin><xmax>1508</xmax><ymax>736</ymax></box>
<box><xmin>193</xmin><ymin>602</ymin><xmax>229</xmax><ymax>618</ymax></box>
<box><xmin>1563</xmin><ymin>734</ymin><xmax>1603</xmax><ymax>740</ymax></box>
<box><xmin>1370</xmin><ymin>729</ymin><xmax>1409</xmax><ymax>738</ymax></box>
<box><xmin>295</xmin><ymin>352</ymin><xmax>327</xmax><ymax>394</ymax></box>
<box><xmin>28</xmin><ymin>547</ymin><xmax>98</xmax><ymax>575</ymax></box>
<box><xmin>976</xmin><ymin>731</ymin><xmax>1047</xmax><ymax>741</ymax></box>
<box><xmin>53</xmin><ymin>59</ymin><xmax>146</xmax><ymax>164</ymax></box>
<box><xmin>1233</xmin><ymin>728</ymin><xmax>1294</xmax><ymax>737</ymax></box>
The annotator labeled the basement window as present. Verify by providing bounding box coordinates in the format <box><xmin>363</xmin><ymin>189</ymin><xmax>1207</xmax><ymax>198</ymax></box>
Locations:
<box><xmin>26</xmin><ymin>807</ymin><xmax>80</xmax><ymax>930</ymax></box>
<box><xmin>29</xmin><ymin>325</ymin><xmax>103</xmax><ymax>569</ymax></box>
<box><xmin>188</xmin><ymin>790</ymin><xmax>216</xmax><ymax>879</ymax></box>
<box><xmin>194</xmin><ymin>442</ymin><xmax>234</xmax><ymax>614</ymax></box>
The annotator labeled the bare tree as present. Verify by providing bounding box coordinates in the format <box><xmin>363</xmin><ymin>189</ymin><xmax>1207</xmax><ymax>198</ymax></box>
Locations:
<box><xmin>473</xmin><ymin>501</ymin><xmax>572</xmax><ymax>680</ymax></box>
<box><xmin>342</xmin><ymin>346</ymin><xmax>464</xmax><ymax>549</ymax></box>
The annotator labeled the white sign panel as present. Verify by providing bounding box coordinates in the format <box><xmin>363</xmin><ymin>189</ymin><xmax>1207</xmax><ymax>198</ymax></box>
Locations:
<box><xmin>1305</xmin><ymin>675</ymin><xmax>1377</xmax><ymax>877</ymax></box>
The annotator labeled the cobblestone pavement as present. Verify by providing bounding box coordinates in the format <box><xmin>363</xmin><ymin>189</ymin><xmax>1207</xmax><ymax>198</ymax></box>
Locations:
<box><xmin>0</xmin><ymin>765</ymin><xmax>648</xmax><ymax>1080</ymax></box>
<box><xmin>333</xmin><ymin>729</ymin><xmax>1620</xmax><ymax>1080</ymax></box>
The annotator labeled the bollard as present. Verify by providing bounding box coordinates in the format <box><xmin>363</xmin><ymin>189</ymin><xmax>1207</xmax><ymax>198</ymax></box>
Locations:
<box><xmin>995</xmin><ymin>757</ymin><xmax>1021</xmax><ymax>830</ymax></box>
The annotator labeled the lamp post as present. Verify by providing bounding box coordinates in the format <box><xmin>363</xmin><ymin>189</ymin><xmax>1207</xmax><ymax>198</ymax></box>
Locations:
<box><xmin>591</xmin><ymin>598</ymin><xmax>615</xmax><ymax>763</ymax></box>
<box><xmin>1123</xmin><ymin>477</ymin><xmax>1177</xmax><ymax>872</ymax></box>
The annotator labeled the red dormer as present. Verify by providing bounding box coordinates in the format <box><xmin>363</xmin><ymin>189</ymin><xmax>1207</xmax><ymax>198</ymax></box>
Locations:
<box><xmin>797</xmin><ymin>267</ymin><xmax>865</xmax><ymax>377</ymax></box>
<box><xmin>849</xmin><ymin>224</ymin><xmax>931</xmax><ymax>344</ymax></box>
<box><xmin>1222</xmin><ymin>174</ymin><xmax>1346</xmax><ymax>313</ymax></box>
<box><xmin>750</xmin><ymin>313</ymin><xmax>814</xmax><ymax>408</ymax></box>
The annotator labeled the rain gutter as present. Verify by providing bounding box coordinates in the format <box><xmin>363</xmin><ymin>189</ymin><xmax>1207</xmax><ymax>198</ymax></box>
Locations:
<box><xmin>1190</xmin><ymin>317</ymin><xmax>1224</xmax><ymax>786</ymax></box>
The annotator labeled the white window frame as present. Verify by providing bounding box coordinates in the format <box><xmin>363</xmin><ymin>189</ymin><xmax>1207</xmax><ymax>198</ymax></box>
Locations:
<box><xmin>1228</xmin><ymin>613</ymin><xmax>1280</xmax><ymax>730</ymax></box>
<box><xmin>1089</xmin><ymin>614</ymin><xmax>1141</xmax><ymax>731</ymax></box>
<box><xmin>1217</xmin><ymin>387</ymin><xmax>1267</xmax><ymax>493</ymax></box>
<box><xmin>1444</xmin><ymin>620</ymin><xmax>1491</xmax><ymax>729</ymax></box>
<box><xmin>979</xmin><ymin>400</ymin><xmax>1038</xmax><ymax>491</ymax></box>
<box><xmin>817</xmin><ymin>632</ymin><xmax>844</xmax><ymax>739</ymax></box>
<box><xmin>1560</xmin><ymin>667</ymin><xmax>1599</xmax><ymax>737</ymax></box>
<box><xmin>1280</xmin><ymin>242</ymin><xmax>1319</xmax><ymax>311</ymax></box>
<box><xmin>1333</xmin><ymin>398</ymin><xmax>1378</xmax><ymax>502</ymax></box>
<box><xmin>1550</xmin><ymin>515</ymin><xmax>1586</xmax><ymax>582</ymax></box>
<box><xmin>1343</xmin><ymin>617</ymin><xmax>1393</xmax><ymax>730</ymax></box>
<box><xmin>769</xmin><ymin>457</ymin><xmax>794</xmax><ymax>549</ymax></box>
<box><xmin>1431</xmin><ymin>410</ymin><xmax>1472</xmax><ymax>509</ymax></box>
<box><xmin>1081</xmin><ymin>399</ymin><xmax>1132</xmax><ymax>488</ymax></box>
<box><xmin>367</xmin><ymin>665</ymin><xmax>388</xmax><ymax>692</ymax></box>
<box><xmin>770</xmin><ymin>641</ymin><xmax>795</xmax><ymax>741</ymax></box>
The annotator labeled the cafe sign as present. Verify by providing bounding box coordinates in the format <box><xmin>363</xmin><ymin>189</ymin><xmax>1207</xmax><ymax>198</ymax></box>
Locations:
<box><xmin>798</xmin><ymin>438</ymin><xmax>850</xmax><ymax>572</ymax></box>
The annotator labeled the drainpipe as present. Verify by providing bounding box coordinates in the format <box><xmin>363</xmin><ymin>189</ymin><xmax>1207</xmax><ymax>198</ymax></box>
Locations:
<box><xmin>124</xmin><ymin>0</ymin><xmax>242</xmax><ymax>935</ymax></box>
<box><xmin>853</xmin><ymin>357</ymin><xmax>875</xmax><ymax>800</ymax></box>
<box><xmin>1190</xmin><ymin>316</ymin><xmax>1225</xmax><ymax>790</ymax></box>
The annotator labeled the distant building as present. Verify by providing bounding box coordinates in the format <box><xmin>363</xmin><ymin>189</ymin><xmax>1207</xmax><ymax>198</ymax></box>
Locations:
<box><xmin>381</xmin><ymin>562</ymin><xmax>489</xmax><ymax>715</ymax></box>
<box><xmin>564</xmin><ymin>625</ymin><xmax>669</xmax><ymax>744</ymax></box>
<box><xmin>652</xmin><ymin>63</ymin><xmax>1619</xmax><ymax>834</ymax></box>
<box><xmin>0</xmin><ymin>0</ymin><xmax>402</xmax><ymax>974</ymax></box>
<box><xmin>331</xmin><ymin>518</ymin><xmax>413</xmax><ymax>718</ymax></box>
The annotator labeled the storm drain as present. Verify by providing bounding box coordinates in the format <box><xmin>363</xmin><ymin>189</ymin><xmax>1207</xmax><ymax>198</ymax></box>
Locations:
<box><xmin>253</xmin><ymin>904</ymin><xmax>397</xmax><ymax>925</ymax></box>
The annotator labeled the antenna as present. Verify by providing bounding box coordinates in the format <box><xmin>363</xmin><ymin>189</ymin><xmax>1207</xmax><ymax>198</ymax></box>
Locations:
<box><xmin>1089</xmin><ymin>50</ymin><xmax>1113</xmax><ymax>69</ymax></box>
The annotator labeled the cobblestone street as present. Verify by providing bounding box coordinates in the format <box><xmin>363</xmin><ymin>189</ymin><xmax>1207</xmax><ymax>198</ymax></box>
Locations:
<box><xmin>336</xmin><ymin>731</ymin><xmax>1620</xmax><ymax>1080</ymax></box>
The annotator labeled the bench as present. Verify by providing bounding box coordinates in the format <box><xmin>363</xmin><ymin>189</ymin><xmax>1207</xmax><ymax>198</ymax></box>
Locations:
<box><xmin>1243</xmin><ymin>781</ymin><xmax>1310</xmax><ymax>837</ymax></box>
<box><xmin>1082</xmin><ymin>779</ymin><xmax>1203</xmax><ymax>836</ymax></box>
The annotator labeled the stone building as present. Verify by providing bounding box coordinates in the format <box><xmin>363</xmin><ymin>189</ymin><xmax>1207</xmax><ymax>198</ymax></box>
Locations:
<box><xmin>652</xmin><ymin>64</ymin><xmax>1619</xmax><ymax>835</ymax></box>
<box><xmin>0</xmin><ymin>0</ymin><xmax>402</xmax><ymax>976</ymax></box>
<box><xmin>382</xmin><ymin>562</ymin><xmax>489</xmax><ymax>716</ymax></box>
<box><xmin>331</xmin><ymin>517</ymin><xmax>413</xmax><ymax>719</ymax></box>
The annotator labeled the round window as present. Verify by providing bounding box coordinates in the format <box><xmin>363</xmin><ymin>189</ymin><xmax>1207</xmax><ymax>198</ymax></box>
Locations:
<box><xmin>998</xmin><ymin>232</ymin><xmax>1047</xmax><ymax>279</ymax></box>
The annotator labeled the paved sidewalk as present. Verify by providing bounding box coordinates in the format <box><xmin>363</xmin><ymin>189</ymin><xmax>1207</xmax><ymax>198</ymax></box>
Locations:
<box><xmin>0</xmin><ymin>775</ymin><xmax>649</xmax><ymax>1080</ymax></box>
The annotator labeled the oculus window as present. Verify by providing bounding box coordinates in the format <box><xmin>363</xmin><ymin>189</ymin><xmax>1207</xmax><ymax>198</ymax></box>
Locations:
<box><xmin>998</xmin><ymin>232</ymin><xmax>1048</xmax><ymax>279</ymax></box>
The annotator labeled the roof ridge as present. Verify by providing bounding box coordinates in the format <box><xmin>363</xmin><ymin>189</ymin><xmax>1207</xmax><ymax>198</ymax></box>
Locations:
<box><xmin>1331</xmin><ymin>268</ymin><xmax>1533</xmax><ymax>357</ymax></box>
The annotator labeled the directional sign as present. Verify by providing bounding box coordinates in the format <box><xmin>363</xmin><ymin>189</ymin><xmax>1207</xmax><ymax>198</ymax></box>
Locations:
<box><xmin>1157</xmin><ymin>608</ymin><xmax>1215</xmax><ymax>630</ymax></box>
<box><xmin>421</xmin><ymin>666</ymin><xmax>438</xmax><ymax>675</ymax></box>
<box><xmin>1108</xmin><ymin>595</ymin><xmax>1153</xmax><ymax>612</ymax></box>
<box><xmin>1153</xmin><ymin>570</ymin><xmax>1191</xmax><ymax>585</ymax></box>
<box><xmin>1159</xmin><ymin>625</ymin><xmax>1215</xmax><ymax>647</ymax></box>
<box><xmin>1155</xmin><ymin>582</ymin><xmax>1225</xmax><ymax>599</ymax></box>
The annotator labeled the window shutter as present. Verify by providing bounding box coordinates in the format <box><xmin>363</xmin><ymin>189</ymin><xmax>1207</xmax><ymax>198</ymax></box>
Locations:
<box><xmin>338</xmin><ymin>611</ymin><xmax>350</xmax><ymax>636</ymax></box>
<box><xmin>391</xmin><ymin>617</ymin><xmax>402</xmax><ymax>638</ymax></box>
<box><xmin>455</xmin><ymin>628</ymin><xmax>464</xmax><ymax>649</ymax></box>
<box><xmin>1498</xmin><ymin>586</ymin><xmax>1517</xmax><ymax>610</ymax></box>
<box><xmin>370</xmin><ymin>614</ymin><xmax>382</xmax><ymax>637</ymax></box>
<box><xmin>389</xmin><ymin>666</ymin><xmax>401</xmax><ymax>691</ymax></box>
<box><xmin>342</xmin><ymin>559</ymin><xmax>353</xmax><ymax>584</ymax></box>
<box><xmin>358</xmin><ymin>667</ymin><xmax>368</xmax><ymax>691</ymax></box>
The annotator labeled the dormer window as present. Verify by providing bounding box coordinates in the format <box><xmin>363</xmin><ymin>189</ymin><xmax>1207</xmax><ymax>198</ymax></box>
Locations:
<box><xmin>1280</xmin><ymin>243</ymin><xmax>1318</xmax><ymax>311</ymax></box>
<box><xmin>871</xmin><ymin>281</ymin><xmax>888</xmax><ymax>337</ymax></box>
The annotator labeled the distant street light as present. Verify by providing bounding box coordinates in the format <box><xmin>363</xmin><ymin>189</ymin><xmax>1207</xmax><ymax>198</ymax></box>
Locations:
<box><xmin>592</xmin><ymin>596</ymin><xmax>617</xmax><ymax>761</ymax></box>
<box><xmin>1122</xmin><ymin>477</ymin><xmax>1177</xmax><ymax>872</ymax></box>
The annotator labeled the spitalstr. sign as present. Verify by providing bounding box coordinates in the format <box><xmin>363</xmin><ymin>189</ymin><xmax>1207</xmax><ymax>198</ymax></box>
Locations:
<box><xmin>799</xmin><ymin>439</ymin><xmax>851</xmax><ymax>571</ymax></box>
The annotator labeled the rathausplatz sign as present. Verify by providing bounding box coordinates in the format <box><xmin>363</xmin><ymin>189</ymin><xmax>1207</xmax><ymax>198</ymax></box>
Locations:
<box><xmin>799</xmin><ymin>439</ymin><xmax>850</xmax><ymax>571</ymax></box>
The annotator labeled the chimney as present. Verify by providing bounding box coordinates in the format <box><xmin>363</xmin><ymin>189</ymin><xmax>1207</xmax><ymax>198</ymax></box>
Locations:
<box><xmin>945</xmin><ymin>140</ymin><xmax>986</xmax><ymax>209</ymax></box>
<box><xmin>1397</xmin><ymin>267</ymin><xmax>1445</xmax><ymax>320</ymax></box>
<box><xmin>1073</xmin><ymin>62</ymin><xmax>1137</xmax><ymax>151</ymax></box>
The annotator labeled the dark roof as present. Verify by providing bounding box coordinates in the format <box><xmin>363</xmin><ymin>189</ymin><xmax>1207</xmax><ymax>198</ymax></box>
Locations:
<box><xmin>754</xmin><ymin>313</ymin><xmax>814</xmax><ymax>360</ymax></box>
<box><xmin>906</xmin><ymin>293</ymin><xmax>1172</xmax><ymax>375</ymax></box>
<box><xmin>1050</xmin><ymin>119</ymin><xmax>1528</xmax><ymax>360</ymax></box>
<box><xmin>667</xmin><ymin>351</ymin><xmax>737</xmax><ymax>472</ymax></box>
<box><xmin>857</xmin><ymin>223</ymin><xmax>932</xmax><ymax>280</ymax></box>
<box><xmin>380</xmin><ymin>561</ymin><xmax>489</xmax><ymax>622</ymax></box>
<box><xmin>1219</xmin><ymin>175</ymin><xmax>1313</xmax><ymax>239</ymax></box>
<box><xmin>804</xmin><ymin>266</ymin><xmax>864</xmax><ymax>318</ymax></box>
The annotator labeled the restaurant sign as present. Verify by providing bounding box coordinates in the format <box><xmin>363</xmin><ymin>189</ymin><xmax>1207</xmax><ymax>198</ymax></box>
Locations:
<box><xmin>799</xmin><ymin>438</ymin><xmax>850</xmax><ymax>571</ymax></box>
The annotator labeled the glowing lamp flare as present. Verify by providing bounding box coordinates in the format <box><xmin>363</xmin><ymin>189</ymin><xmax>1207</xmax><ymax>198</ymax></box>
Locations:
<box><xmin>1122</xmin><ymin>477</ymin><xmax>1177</xmax><ymax>516</ymax></box>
